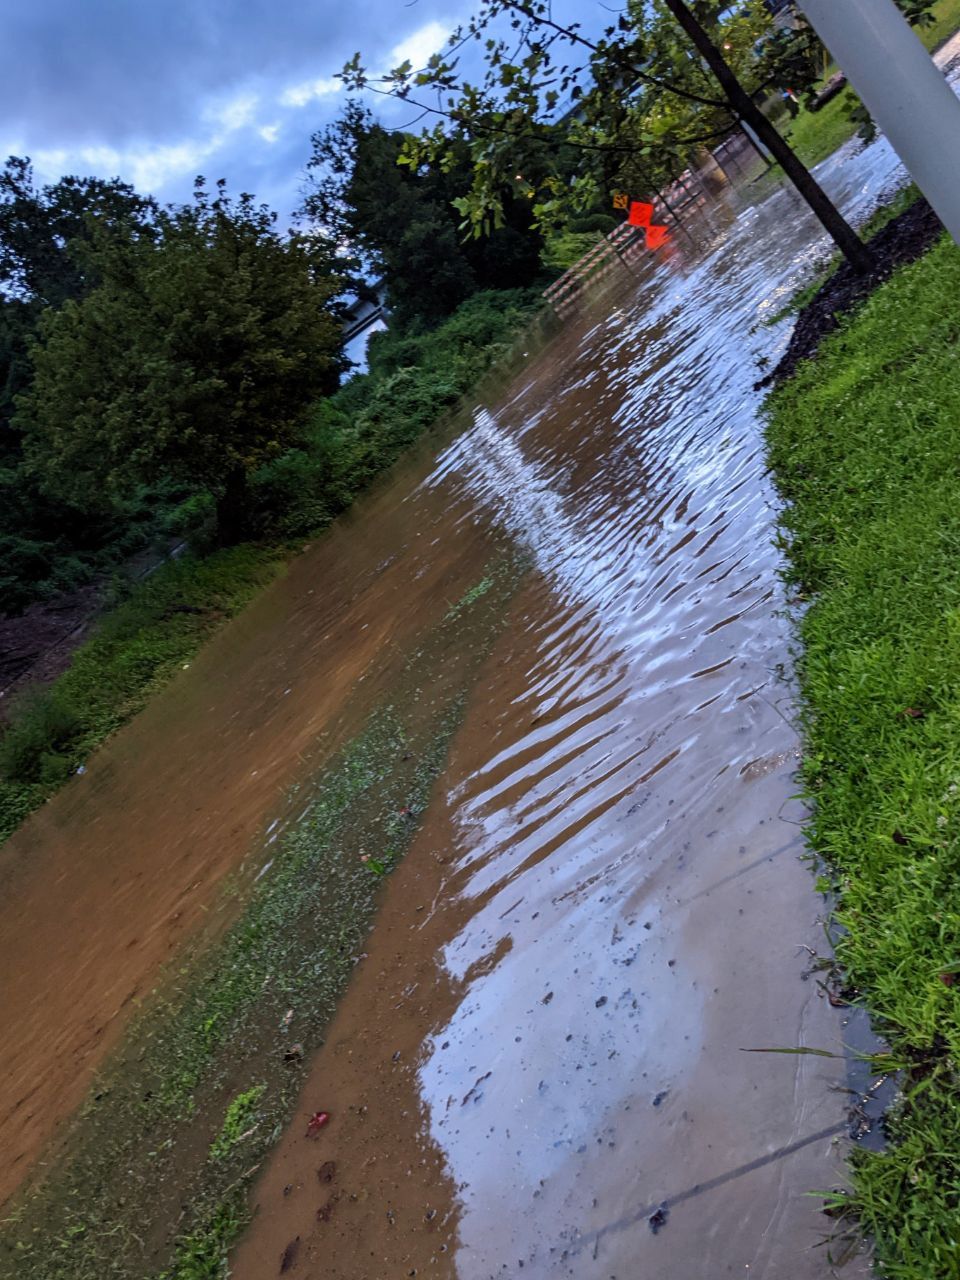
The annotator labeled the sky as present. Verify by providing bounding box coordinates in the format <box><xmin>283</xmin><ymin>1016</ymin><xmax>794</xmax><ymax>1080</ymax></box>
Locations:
<box><xmin>0</xmin><ymin>0</ymin><xmax>471</xmax><ymax>220</ymax></box>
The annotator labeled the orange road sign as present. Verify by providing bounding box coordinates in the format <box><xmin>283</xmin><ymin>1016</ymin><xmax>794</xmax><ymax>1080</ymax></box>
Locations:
<box><xmin>628</xmin><ymin>200</ymin><xmax>654</xmax><ymax>227</ymax></box>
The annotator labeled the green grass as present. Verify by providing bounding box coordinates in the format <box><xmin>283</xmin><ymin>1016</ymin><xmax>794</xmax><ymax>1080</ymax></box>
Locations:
<box><xmin>775</xmin><ymin>0</ymin><xmax>960</xmax><ymax>172</ymax></box>
<box><xmin>764</xmin><ymin>233</ymin><xmax>960</xmax><ymax>1277</ymax></box>
<box><xmin>923</xmin><ymin>0</ymin><xmax>960</xmax><ymax>49</ymax></box>
<box><xmin>541</xmin><ymin>229</ymin><xmax>603</xmax><ymax>272</ymax></box>
<box><xmin>785</xmin><ymin>89</ymin><xmax>860</xmax><ymax>171</ymax></box>
<box><xmin>0</xmin><ymin>546</ymin><xmax>284</xmax><ymax>845</ymax></box>
<box><xmin>208</xmin><ymin>1085</ymin><xmax>266</xmax><ymax>1162</ymax></box>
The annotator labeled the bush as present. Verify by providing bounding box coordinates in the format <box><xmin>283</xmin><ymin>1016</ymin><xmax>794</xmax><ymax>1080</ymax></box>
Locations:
<box><xmin>568</xmin><ymin>213</ymin><xmax>618</xmax><ymax>235</ymax></box>
<box><xmin>0</xmin><ymin>687</ymin><xmax>82</xmax><ymax>783</ymax></box>
<box><xmin>0</xmin><ymin>535</ymin><xmax>56</xmax><ymax>613</ymax></box>
<box><xmin>541</xmin><ymin>230</ymin><xmax>603</xmax><ymax>272</ymax></box>
<box><xmin>251</xmin><ymin>288</ymin><xmax>543</xmax><ymax>541</ymax></box>
<box><xmin>250</xmin><ymin>404</ymin><xmax>358</xmax><ymax>539</ymax></box>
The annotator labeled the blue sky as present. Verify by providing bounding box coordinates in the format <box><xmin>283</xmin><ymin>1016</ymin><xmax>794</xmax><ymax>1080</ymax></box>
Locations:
<box><xmin>0</xmin><ymin>0</ymin><xmax>469</xmax><ymax>218</ymax></box>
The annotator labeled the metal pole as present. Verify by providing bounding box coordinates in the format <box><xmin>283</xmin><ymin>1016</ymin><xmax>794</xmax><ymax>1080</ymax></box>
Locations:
<box><xmin>798</xmin><ymin>0</ymin><xmax>960</xmax><ymax>245</ymax></box>
<box><xmin>739</xmin><ymin>120</ymin><xmax>773</xmax><ymax>167</ymax></box>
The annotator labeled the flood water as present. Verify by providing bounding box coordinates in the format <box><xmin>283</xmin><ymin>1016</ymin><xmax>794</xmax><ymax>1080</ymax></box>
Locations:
<box><xmin>0</xmin><ymin>76</ymin><xmax>949</xmax><ymax>1276</ymax></box>
<box><xmin>228</xmin><ymin>136</ymin><xmax>931</xmax><ymax>1279</ymax></box>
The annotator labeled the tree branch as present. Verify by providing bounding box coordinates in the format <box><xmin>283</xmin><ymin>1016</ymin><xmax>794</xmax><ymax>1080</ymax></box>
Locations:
<box><xmin>500</xmin><ymin>0</ymin><xmax>729</xmax><ymax>110</ymax></box>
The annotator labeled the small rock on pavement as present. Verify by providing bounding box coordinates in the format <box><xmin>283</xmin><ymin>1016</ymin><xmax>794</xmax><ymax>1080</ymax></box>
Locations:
<box><xmin>649</xmin><ymin>1204</ymin><xmax>669</xmax><ymax>1235</ymax></box>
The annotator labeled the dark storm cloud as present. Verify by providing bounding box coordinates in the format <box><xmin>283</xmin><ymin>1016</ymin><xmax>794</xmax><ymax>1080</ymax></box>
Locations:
<box><xmin>1</xmin><ymin>0</ymin><xmax>449</xmax><ymax>144</ymax></box>
<box><xmin>0</xmin><ymin>0</ymin><xmax>597</xmax><ymax>217</ymax></box>
<box><xmin>0</xmin><ymin>0</ymin><xmax>460</xmax><ymax>214</ymax></box>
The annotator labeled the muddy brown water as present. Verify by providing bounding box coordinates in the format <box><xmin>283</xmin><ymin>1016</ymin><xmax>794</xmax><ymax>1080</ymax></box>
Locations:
<box><xmin>0</xmin><ymin>119</ymin><xmax>933</xmax><ymax>1274</ymax></box>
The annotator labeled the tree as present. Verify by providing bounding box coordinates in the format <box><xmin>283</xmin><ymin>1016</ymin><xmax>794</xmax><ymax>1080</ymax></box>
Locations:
<box><xmin>18</xmin><ymin>181</ymin><xmax>346</xmax><ymax>545</ymax></box>
<box><xmin>0</xmin><ymin>159</ymin><xmax>165</xmax><ymax>613</ymax></box>
<box><xmin>0</xmin><ymin>158</ymin><xmax>157</xmax><ymax>430</ymax></box>
<box><xmin>0</xmin><ymin>157</ymin><xmax>156</xmax><ymax>308</ymax></box>
<box><xmin>341</xmin><ymin>0</ymin><xmax>873</xmax><ymax>271</ymax></box>
<box><xmin>662</xmin><ymin>0</ymin><xmax>872</xmax><ymax>268</ymax></box>
<box><xmin>302</xmin><ymin>103</ymin><xmax>542</xmax><ymax>327</ymax></box>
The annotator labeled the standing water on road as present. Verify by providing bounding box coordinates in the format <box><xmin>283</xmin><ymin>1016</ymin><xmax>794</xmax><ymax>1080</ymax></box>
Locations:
<box><xmin>0</xmin><ymin>120</ymin><xmax>928</xmax><ymax>1278</ymax></box>
<box><xmin>230</xmin><ymin>140</ymin><xmax>924</xmax><ymax>1279</ymax></box>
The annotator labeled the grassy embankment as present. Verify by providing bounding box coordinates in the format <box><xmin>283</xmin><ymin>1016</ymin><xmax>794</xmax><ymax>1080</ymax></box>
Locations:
<box><xmin>784</xmin><ymin>0</ymin><xmax>960</xmax><ymax>170</ymax></box>
<box><xmin>764</xmin><ymin>232</ymin><xmax>960</xmax><ymax>1276</ymax></box>
<box><xmin>0</xmin><ymin>286</ymin><xmax>544</xmax><ymax>847</ymax></box>
<box><xmin>761</xmin><ymin>182</ymin><xmax>923</xmax><ymax>328</ymax></box>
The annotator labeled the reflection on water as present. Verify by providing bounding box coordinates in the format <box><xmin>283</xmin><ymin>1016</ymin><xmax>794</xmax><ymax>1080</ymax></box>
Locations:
<box><xmin>2</xmin><ymin>69</ymin><xmax>947</xmax><ymax>1272</ymax></box>
<box><xmin>232</xmin><ymin>117</ymin><xmax>932</xmax><ymax>1279</ymax></box>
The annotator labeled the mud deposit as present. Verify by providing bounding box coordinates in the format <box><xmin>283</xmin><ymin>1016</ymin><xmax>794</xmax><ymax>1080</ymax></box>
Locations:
<box><xmin>0</xmin><ymin>93</ymin><xmax>939</xmax><ymax>1280</ymax></box>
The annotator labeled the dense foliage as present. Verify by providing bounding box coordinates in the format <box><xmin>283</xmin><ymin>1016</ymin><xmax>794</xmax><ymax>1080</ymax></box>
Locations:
<box><xmin>303</xmin><ymin>102</ymin><xmax>543</xmax><ymax>325</ymax></box>
<box><xmin>17</xmin><ymin>180</ymin><xmax>345</xmax><ymax>546</ymax></box>
<box><xmin>0</xmin><ymin>163</ymin><xmax>345</xmax><ymax>608</ymax></box>
<box><xmin>250</xmin><ymin>285</ymin><xmax>543</xmax><ymax>540</ymax></box>
<box><xmin>0</xmin><ymin>161</ymin><xmax>167</xmax><ymax>612</ymax></box>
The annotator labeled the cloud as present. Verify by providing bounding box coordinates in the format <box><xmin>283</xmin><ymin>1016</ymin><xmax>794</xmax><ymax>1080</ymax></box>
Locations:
<box><xmin>273</xmin><ymin>18</ymin><xmax>452</xmax><ymax>113</ymax></box>
<box><xmin>386</xmin><ymin>20</ymin><xmax>451</xmax><ymax>73</ymax></box>
<box><xmin>0</xmin><ymin>0</ymin><xmax>465</xmax><ymax>216</ymax></box>
<box><xmin>278</xmin><ymin>76</ymin><xmax>342</xmax><ymax>109</ymax></box>
<box><xmin>209</xmin><ymin>92</ymin><xmax>261</xmax><ymax>132</ymax></box>
<box><xmin>124</xmin><ymin>141</ymin><xmax>215</xmax><ymax>194</ymax></box>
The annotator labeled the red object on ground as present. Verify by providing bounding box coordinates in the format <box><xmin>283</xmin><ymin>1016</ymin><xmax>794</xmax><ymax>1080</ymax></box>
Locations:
<box><xmin>306</xmin><ymin>1111</ymin><xmax>330</xmax><ymax>1136</ymax></box>
<box><xmin>646</xmin><ymin>225</ymin><xmax>669</xmax><ymax>249</ymax></box>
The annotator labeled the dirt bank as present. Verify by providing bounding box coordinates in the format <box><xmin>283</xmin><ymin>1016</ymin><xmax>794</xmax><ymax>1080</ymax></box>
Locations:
<box><xmin>0</xmin><ymin>584</ymin><xmax>104</xmax><ymax>717</ymax></box>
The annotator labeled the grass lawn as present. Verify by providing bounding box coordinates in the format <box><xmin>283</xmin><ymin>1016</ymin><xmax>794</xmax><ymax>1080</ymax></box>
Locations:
<box><xmin>764</xmin><ymin>233</ymin><xmax>960</xmax><ymax>1277</ymax></box>
<box><xmin>784</xmin><ymin>89</ymin><xmax>859</xmax><ymax>171</ymax></box>
<box><xmin>781</xmin><ymin>0</ymin><xmax>960</xmax><ymax>170</ymax></box>
<box><xmin>924</xmin><ymin>0</ymin><xmax>960</xmax><ymax>48</ymax></box>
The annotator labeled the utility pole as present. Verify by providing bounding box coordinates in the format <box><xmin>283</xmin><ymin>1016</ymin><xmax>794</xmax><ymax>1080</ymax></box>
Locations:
<box><xmin>798</xmin><ymin>0</ymin><xmax>960</xmax><ymax>246</ymax></box>
<box><xmin>661</xmin><ymin>0</ymin><xmax>875</xmax><ymax>273</ymax></box>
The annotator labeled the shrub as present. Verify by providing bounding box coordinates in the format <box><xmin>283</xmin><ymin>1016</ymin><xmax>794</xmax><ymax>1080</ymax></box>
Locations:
<box><xmin>568</xmin><ymin>213</ymin><xmax>618</xmax><ymax>235</ymax></box>
<box><xmin>251</xmin><ymin>288</ymin><xmax>543</xmax><ymax>540</ymax></box>
<box><xmin>0</xmin><ymin>686</ymin><xmax>82</xmax><ymax>783</ymax></box>
<box><xmin>541</xmin><ymin>230</ymin><xmax>603</xmax><ymax>272</ymax></box>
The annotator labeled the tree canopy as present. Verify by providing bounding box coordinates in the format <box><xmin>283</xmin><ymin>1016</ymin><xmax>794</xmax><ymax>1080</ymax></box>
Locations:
<box><xmin>302</xmin><ymin>101</ymin><xmax>543</xmax><ymax>326</ymax></box>
<box><xmin>339</xmin><ymin>0</ymin><xmax>940</xmax><ymax>255</ymax></box>
<box><xmin>17</xmin><ymin>180</ymin><xmax>346</xmax><ymax>545</ymax></box>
